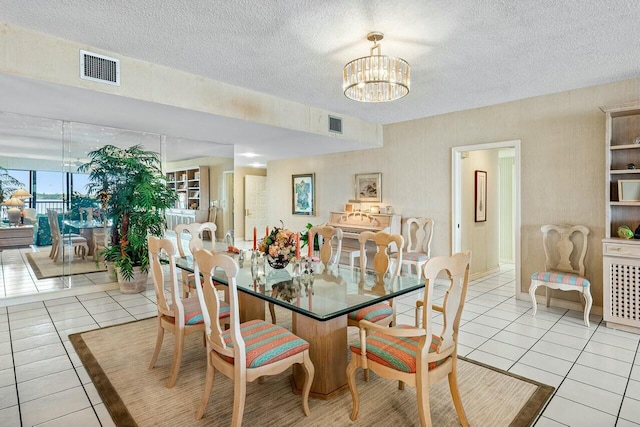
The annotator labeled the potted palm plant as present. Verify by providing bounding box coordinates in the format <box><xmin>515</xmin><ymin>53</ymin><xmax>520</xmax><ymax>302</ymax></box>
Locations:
<box><xmin>0</xmin><ymin>166</ymin><xmax>24</xmax><ymax>203</ymax></box>
<box><xmin>78</xmin><ymin>145</ymin><xmax>177</xmax><ymax>293</ymax></box>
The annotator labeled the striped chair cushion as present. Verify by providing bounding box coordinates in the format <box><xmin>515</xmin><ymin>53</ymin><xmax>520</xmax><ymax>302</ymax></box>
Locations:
<box><xmin>219</xmin><ymin>320</ymin><xmax>309</xmax><ymax>368</ymax></box>
<box><xmin>349</xmin><ymin>302</ymin><xmax>394</xmax><ymax>323</ymax></box>
<box><xmin>531</xmin><ymin>271</ymin><xmax>590</xmax><ymax>287</ymax></box>
<box><xmin>390</xmin><ymin>252</ymin><xmax>429</xmax><ymax>262</ymax></box>
<box><xmin>350</xmin><ymin>327</ymin><xmax>445</xmax><ymax>372</ymax></box>
<box><xmin>163</xmin><ymin>297</ymin><xmax>229</xmax><ymax>325</ymax></box>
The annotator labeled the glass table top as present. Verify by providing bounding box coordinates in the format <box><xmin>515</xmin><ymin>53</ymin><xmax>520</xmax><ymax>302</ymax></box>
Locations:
<box><xmin>175</xmin><ymin>256</ymin><xmax>423</xmax><ymax>322</ymax></box>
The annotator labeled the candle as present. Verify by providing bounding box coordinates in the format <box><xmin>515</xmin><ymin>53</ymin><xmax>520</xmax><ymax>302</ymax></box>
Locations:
<box><xmin>296</xmin><ymin>232</ymin><xmax>300</xmax><ymax>259</ymax></box>
<box><xmin>253</xmin><ymin>227</ymin><xmax>257</xmax><ymax>250</ymax></box>
<box><xmin>307</xmin><ymin>231</ymin><xmax>312</xmax><ymax>257</ymax></box>
<box><xmin>266</xmin><ymin>226</ymin><xmax>269</xmax><ymax>237</ymax></box>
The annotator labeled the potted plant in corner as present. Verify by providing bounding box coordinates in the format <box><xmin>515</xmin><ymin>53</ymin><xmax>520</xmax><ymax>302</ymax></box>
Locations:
<box><xmin>78</xmin><ymin>145</ymin><xmax>177</xmax><ymax>293</ymax></box>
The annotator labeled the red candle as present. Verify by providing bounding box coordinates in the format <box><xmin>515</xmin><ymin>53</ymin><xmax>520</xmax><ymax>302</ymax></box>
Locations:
<box><xmin>307</xmin><ymin>231</ymin><xmax>312</xmax><ymax>257</ymax></box>
<box><xmin>253</xmin><ymin>227</ymin><xmax>257</xmax><ymax>250</ymax></box>
<box><xmin>296</xmin><ymin>232</ymin><xmax>300</xmax><ymax>259</ymax></box>
<box><xmin>266</xmin><ymin>226</ymin><xmax>269</xmax><ymax>237</ymax></box>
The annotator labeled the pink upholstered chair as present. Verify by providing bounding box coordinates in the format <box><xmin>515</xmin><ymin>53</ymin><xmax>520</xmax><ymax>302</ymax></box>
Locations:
<box><xmin>529</xmin><ymin>224</ymin><xmax>592</xmax><ymax>327</ymax></box>
<box><xmin>147</xmin><ymin>236</ymin><xmax>229</xmax><ymax>388</ymax></box>
<box><xmin>193</xmin><ymin>248</ymin><xmax>315</xmax><ymax>425</ymax></box>
<box><xmin>347</xmin><ymin>251</ymin><xmax>472</xmax><ymax>427</ymax></box>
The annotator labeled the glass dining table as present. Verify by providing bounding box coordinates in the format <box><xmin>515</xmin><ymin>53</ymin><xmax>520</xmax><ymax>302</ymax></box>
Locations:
<box><xmin>62</xmin><ymin>219</ymin><xmax>111</xmax><ymax>256</ymax></box>
<box><xmin>175</xmin><ymin>255</ymin><xmax>423</xmax><ymax>399</ymax></box>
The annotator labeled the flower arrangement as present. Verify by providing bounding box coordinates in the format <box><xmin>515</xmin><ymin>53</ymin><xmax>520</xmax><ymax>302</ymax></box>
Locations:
<box><xmin>259</xmin><ymin>226</ymin><xmax>296</xmax><ymax>260</ymax></box>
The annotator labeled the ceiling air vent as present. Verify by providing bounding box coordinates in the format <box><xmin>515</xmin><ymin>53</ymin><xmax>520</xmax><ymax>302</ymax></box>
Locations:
<box><xmin>80</xmin><ymin>50</ymin><xmax>120</xmax><ymax>86</ymax></box>
<box><xmin>328</xmin><ymin>115</ymin><xmax>342</xmax><ymax>134</ymax></box>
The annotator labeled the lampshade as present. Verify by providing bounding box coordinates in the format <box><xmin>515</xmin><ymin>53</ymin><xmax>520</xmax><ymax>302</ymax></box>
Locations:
<box><xmin>12</xmin><ymin>188</ymin><xmax>31</xmax><ymax>198</ymax></box>
<box><xmin>343</xmin><ymin>32</ymin><xmax>410</xmax><ymax>103</ymax></box>
<box><xmin>3</xmin><ymin>197</ymin><xmax>24</xmax><ymax>207</ymax></box>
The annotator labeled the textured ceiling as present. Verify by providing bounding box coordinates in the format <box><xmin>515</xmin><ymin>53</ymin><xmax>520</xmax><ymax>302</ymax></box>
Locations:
<box><xmin>1</xmin><ymin>1</ymin><xmax>640</xmax><ymax>162</ymax></box>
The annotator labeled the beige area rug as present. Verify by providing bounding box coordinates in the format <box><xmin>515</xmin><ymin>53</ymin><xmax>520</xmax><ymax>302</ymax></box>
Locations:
<box><xmin>25</xmin><ymin>251</ymin><xmax>107</xmax><ymax>279</ymax></box>
<box><xmin>71</xmin><ymin>313</ymin><xmax>554</xmax><ymax>427</ymax></box>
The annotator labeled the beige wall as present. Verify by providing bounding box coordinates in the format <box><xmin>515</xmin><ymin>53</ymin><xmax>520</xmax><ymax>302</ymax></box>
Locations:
<box><xmin>269</xmin><ymin>77</ymin><xmax>640</xmax><ymax>308</ymax></box>
<box><xmin>462</xmin><ymin>150</ymin><xmax>500</xmax><ymax>275</ymax></box>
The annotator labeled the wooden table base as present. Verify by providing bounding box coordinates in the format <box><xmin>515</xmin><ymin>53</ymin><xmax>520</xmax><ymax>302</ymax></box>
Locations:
<box><xmin>291</xmin><ymin>314</ymin><xmax>348</xmax><ymax>399</ymax></box>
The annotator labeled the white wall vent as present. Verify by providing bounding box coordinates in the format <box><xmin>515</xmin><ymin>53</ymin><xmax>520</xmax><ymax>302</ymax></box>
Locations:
<box><xmin>80</xmin><ymin>50</ymin><xmax>120</xmax><ymax>86</ymax></box>
<box><xmin>328</xmin><ymin>115</ymin><xmax>343</xmax><ymax>134</ymax></box>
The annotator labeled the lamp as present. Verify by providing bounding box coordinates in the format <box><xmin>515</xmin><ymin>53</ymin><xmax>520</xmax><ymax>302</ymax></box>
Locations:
<box><xmin>12</xmin><ymin>188</ymin><xmax>32</xmax><ymax>199</ymax></box>
<box><xmin>343</xmin><ymin>32</ymin><xmax>410</xmax><ymax>102</ymax></box>
<box><xmin>3</xmin><ymin>197</ymin><xmax>24</xmax><ymax>226</ymax></box>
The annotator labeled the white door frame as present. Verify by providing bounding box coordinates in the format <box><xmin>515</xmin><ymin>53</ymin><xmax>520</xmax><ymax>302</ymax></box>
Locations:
<box><xmin>451</xmin><ymin>140</ymin><xmax>522</xmax><ymax>296</ymax></box>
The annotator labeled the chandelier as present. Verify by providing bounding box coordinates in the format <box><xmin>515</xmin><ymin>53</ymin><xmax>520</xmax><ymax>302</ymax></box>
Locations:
<box><xmin>343</xmin><ymin>32</ymin><xmax>410</xmax><ymax>102</ymax></box>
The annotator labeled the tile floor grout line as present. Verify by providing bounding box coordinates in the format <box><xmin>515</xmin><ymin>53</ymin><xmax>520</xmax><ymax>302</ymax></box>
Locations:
<box><xmin>6</xmin><ymin>310</ymin><xmax>24</xmax><ymax>427</ymax></box>
<box><xmin>613</xmin><ymin>337</ymin><xmax>640</xmax><ymax>425</ymax></box>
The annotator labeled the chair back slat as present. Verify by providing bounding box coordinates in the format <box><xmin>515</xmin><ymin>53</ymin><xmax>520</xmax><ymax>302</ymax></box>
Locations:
<box><xmin>405</xmin><ymin>217</ymin><xmax>434</xmax><ymax>255</ymax></box>
<box><xmin>421</xmin><ymin>251</ymin><xmax>471</xmax><ymax>360</ymax></box>
<box><xmin>309</xmin><ymin>225</ymin><xmax>343</xmax><ymax>266</ymax></box>
<box><xmin>541</xmin><ymin>224</ymin><xmax>589</xmax><ymax>276</ymax></box>
<box><xmin>174</xmin><ymin>222</ymin><xmax>217</xmax><ymax>257</ymax></box>
<box><xmin>358</xmin><ymin>230</ymin><xmax>404</xmax><ymax>276</ymax></box>
<box><xmin>148</xmin><ymin>236</ymin><xmax>182</xmax><ymax>321</ymax></box>
<box><xmin>194</xmin><ymin>249</ymin><xmax>240</xmax><ymax>360</ymax></box>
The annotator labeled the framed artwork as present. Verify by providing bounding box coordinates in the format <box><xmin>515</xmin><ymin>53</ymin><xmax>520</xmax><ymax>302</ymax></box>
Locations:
<box><xmin>292</xmin><ymin>173</ymin><xmax>315</xmax><ymax>215</ymax></box>
<box><xmin>355</xmin><ymin>173</ymin><xmax>382</xmax><ymax>202</ymax></box>
<box><xmin>618</xmin><ymin>179</ymin><xmax>640</xmax><ymax>202</ymax></box>
<box><xmin>475</xmin><ymin>170</ymin><xmax>487</xmax><ymax>222</ymax></box>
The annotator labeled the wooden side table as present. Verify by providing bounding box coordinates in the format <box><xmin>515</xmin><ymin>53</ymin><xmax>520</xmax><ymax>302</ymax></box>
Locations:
<box><xmin>0</xmin><ymin>225</ymin><xmax>34</xmax><ymax>248</ymax></box>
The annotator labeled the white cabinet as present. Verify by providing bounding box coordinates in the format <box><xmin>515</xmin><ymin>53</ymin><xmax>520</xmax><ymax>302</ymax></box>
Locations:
<box><xmin>602</xmin><ymin>102</ymin><xmax>640</xmax><ymax>333</ymax></box>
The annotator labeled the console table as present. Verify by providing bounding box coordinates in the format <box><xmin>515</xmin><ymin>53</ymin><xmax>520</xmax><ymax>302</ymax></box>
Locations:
<box><xmin>0</xmin><ymin>225</ymin><xmax>34</xmax><ymax>248</ymax></box>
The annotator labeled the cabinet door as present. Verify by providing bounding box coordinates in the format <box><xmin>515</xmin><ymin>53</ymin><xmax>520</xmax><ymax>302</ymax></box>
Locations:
<box><xmin>603</xmin><ymin>255</ymin><xmax>640</xmax><ymax>328</ymax></box>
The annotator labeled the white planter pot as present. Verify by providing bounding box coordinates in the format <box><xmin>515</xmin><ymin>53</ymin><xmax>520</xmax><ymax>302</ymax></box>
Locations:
<box><xmin>116</xmin><ymin>266</ymin><xmax>148</xmax><ymax>294</ymax></box>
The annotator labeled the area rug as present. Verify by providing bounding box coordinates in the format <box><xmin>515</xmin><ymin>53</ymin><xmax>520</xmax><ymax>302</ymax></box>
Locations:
<box><xmin>70</xmin><ymin>310</ymin><xmax>554</xmax><ymax>427</ymax></box>
<box><xmin>25</xmin><ymin>251</ymin><xmax>107</xmax><ymax>279</ymax></box>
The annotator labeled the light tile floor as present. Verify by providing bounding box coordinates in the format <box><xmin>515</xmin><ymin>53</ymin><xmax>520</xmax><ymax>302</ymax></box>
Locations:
<box><xmin>0</xmin><ymin>261</ymin><xmax>639</xmax><ymax>426</ymax></box>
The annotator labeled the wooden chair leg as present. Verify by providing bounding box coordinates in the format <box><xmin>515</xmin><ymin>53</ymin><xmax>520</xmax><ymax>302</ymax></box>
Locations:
<box><xmin>346</xmin><ymin>357</ymin><xmax>360</xmax><ymax>421</ymax></box>
<box><xmin>269</xmin><ymin>302</ymin><xmax>276</xmax><ymax>324</ymax></box>
<box><xmin>167</xmin><ymin>330</ymin><xmax>185</xmax><ymax>388</ymax></box>
<box><xmin>300</xmin><ymin>351</ymin><xmax>314</xmax><ymax>416</ymax></box>
<box><xmin>529</xmin><ymin>282</ymin><xmax>538</xmax><ymax>316</ymax></box>
<box><xmin>545</xmin><ymin>286</ymin><xmax>552</xmax><ymax>307</ymax></box>
<box><xmin>231</xmin><ymin>376</ymin><xmax>247</xmax><ymax>427</ymax></box>
<box><xmin>149</xmin><ymin>319</ymin><xmax>164</xmax><ymax>369</ymax></box>
<box><xmin>583</xmin><ymin>288</ymin><xmax>593</xmax><ymax>328</ymax></box>
<box><xmin>416</xmin><ymin>373</ymin><xmax>432</xmax><ymax>427</ymax></box>
<box><xmin>448</xmin><ymin>368</ymin><xmax>469</xmax><ymax>427</ymax></box>
<box><xmin>196</xmin><ymin>360</ymin><xmax>215</xmax><ymax>420</ymax></box>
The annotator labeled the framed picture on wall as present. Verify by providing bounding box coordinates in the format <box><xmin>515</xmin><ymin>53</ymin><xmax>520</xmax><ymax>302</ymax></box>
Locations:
<box><xmin>475</xmin><ymin>170</ymin><xmax>487</xmax><ymax>222</ymax></box>
<box><xmin>355</xmin><ymin>173</ymin><xmax>382</xmax><ymax>202</ymax></box>
<box><xmin>292</xmin><ymin>173</ymin><xmax>315</xmax><ymax>215</ymax></box>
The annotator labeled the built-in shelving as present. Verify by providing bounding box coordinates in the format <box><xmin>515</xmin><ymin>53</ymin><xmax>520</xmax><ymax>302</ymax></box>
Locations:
<box><xmin>165</xmin><ymin>166</ymin><xmax>209</xmax><ymax>224</ymax></box>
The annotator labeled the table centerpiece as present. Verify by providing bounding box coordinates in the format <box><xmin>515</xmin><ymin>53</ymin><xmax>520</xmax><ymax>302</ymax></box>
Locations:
<box><xmin>258</xmin><ymin>226</ymin><xmax>297</xmax><ymax>269</ymax></box>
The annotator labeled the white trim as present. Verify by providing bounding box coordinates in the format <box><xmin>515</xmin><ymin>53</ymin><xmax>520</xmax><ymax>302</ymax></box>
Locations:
<box><xmin>452</xmin><ymin>140</ymin><xmax>522</xmax><ymax>297</ymax></box>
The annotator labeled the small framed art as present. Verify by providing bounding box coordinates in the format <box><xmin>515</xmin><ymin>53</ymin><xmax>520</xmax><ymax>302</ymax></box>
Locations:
<box><xmin>475</xmin><ymin>170</ymin><xmax>487</xmax><ymax>222</ymax></box>
<box><xmin>355</xmin><ymin>173</ymin><xmax>382</xmax><ymax>202</ymax></box>
<box><xmin>292</xmin><ymin>173</ymin><xmax>315</xmax><ymax>215</ymax></box>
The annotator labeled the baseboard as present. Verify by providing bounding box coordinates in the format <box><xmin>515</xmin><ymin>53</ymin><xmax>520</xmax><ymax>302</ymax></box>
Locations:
<box><xmin>470</xmin><ymin>266</ymin><xmax>501</xmax><ymax>281</ymax></box>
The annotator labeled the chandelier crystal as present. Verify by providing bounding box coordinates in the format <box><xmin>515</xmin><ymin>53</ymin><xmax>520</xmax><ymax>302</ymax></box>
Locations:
<box><xmin>343</xmin><ymin>32</ymin><xmax>410</xmax><ymax>102</ymax></box>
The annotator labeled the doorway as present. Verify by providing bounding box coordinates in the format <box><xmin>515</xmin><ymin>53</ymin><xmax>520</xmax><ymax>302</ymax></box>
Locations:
<box><xmin>222</xmin><ymin>171</ymin><xmax>234</xmax><ymax>240</ymax></box>
<box><xmin>451</xmin><ymin>140</ymin><xmax>521</xmax><ymax>294</ymax></box>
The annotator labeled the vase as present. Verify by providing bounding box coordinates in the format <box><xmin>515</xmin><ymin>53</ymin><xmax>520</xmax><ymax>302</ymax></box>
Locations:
<box><xmin>267</xmin><ymin>255</ymin><xmax>289</xmax><ymax>269</ymax></box>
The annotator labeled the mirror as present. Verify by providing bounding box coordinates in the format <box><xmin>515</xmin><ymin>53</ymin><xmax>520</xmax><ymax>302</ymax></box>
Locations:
<box><xmin>0</xmin><ymin>111</ymin><xmax>233</xmax><ymax>299</ymax></box>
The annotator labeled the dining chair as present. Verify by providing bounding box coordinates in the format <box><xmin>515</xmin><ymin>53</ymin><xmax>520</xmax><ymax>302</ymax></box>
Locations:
<box><xmin>92</xmin><ymin>227</ymin><xmax>110</xmax><ymax>262</ymax></box>
<box><xmin>79</xmin><ymin>207</ymin><xmax>94</xmax><ymax>221</ymax></box>
<box><xmin>529</xmin><ymin>224</ymin><xmax>592</xmax><ymax>326</ymax></box>
<box><xmin>174</xmin><ymin>222</ymin><xmax>217</xmax><ymax>298</ymax></box>
<box><xmin>347</xmin><ymin>251</ymin><xmax>472</xmax><ymax>427</ymax></box>
<box><xmin>348</xmin><ymin>230</ymin><xmax>403</xmax><ymax>380</ymax></box>
<box><xmin>147</xmin><ymin>236</ymin><xmax>230</xmax><ymax>388</ymax></box>
<box><xmin>309</xmin><ymin>225</ymin><xmax>343</xmax><ymax>267</ymax></box>
<box><xmin>47</xmin><ymin>209</ymin><xmax>88</xmax><ymax>263</ymax></box>
<box><xmin>193</xmin><ymin>248</ymin><xmax>315</xmax><ymax>426</ymax></box>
